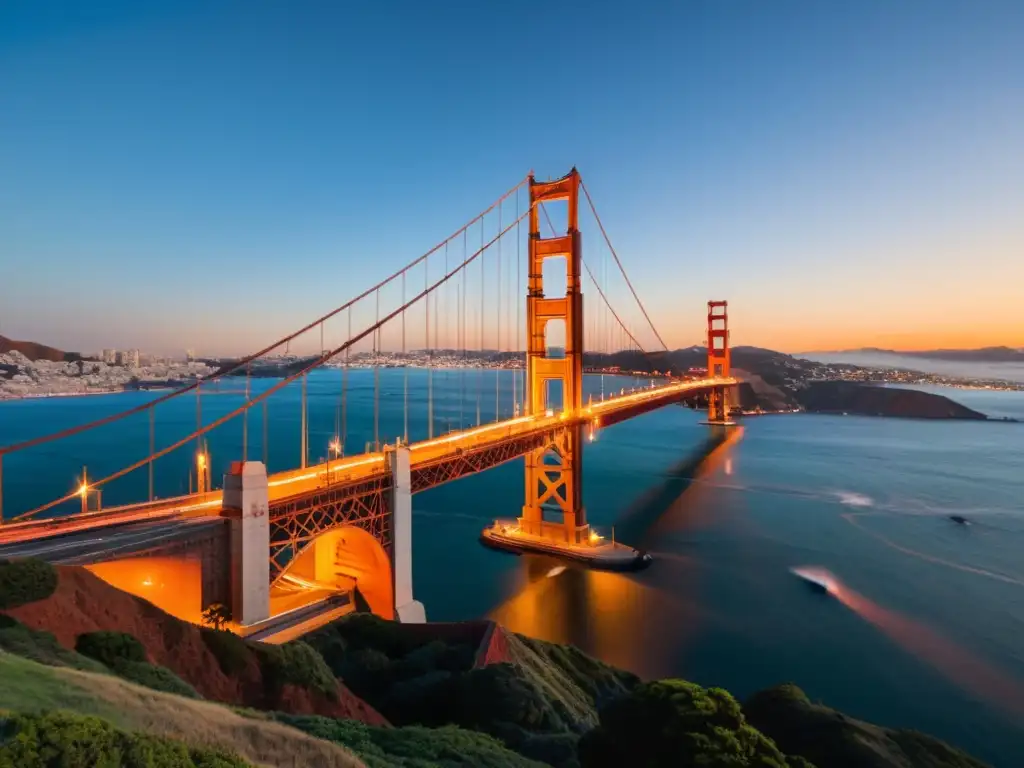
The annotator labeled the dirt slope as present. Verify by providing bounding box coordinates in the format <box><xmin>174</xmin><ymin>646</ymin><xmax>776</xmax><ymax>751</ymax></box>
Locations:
<box><xmin>6</xmin><ymin>565</ymin><xmax>386</xmax><ymax>725</ymax></box>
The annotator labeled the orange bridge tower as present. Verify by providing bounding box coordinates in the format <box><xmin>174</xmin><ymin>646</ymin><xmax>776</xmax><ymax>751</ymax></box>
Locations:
<box><xmin>519</xmin><ymin>169</ymin><xmax>589</xmax><ymax>545</ymax></box>
<box><xmin>706</xmin><ymin>300</ymin><xmax>733</xmax><ymax>424</ymax></box>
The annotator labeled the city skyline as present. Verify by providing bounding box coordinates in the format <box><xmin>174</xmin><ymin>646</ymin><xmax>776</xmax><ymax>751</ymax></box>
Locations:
<box><xmin>2</xmin><ymin>1</ymin><xmax>1023</xmax><ymax>356</ymax></box>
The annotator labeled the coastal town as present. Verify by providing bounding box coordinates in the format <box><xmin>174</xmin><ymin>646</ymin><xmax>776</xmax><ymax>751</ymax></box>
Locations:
<box><xmin>1</xmin><ymin>344</ymin><xmax>1021</xmax><ymax>401</ymax></box>
<box><xmin>0</xmin><ymin>349</ymin><xmax>216</xmax><ymax>400</ymax></box>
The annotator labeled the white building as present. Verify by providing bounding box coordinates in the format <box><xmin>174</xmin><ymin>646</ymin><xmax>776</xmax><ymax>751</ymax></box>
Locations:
<box><xmin>115</xmin><ymin>349</ymin><xmax>140</xmax><ymax>368</ymax></box>
<box><xmin>102</xmin><ymin>349</ymin><xmax>117</xmax><ymax>364</ymax></box>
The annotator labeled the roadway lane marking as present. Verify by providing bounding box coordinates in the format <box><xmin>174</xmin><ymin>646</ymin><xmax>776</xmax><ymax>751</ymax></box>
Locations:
<box><xmin>0</xmin><ymin>537</ymin><xmax>107</xmax><ymax>558</ymax></box>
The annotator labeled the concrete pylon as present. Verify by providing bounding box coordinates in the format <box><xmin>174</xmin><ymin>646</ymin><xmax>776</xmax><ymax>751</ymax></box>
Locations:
<box><xmin>387</xmin><ymin>446</ymin><xmax>426</xmax><ymax>623</ymax></box>
<box><xmin>223</xmin><ymin>461</ymin><xmax>270</xmax><ymax>626</ymax></box>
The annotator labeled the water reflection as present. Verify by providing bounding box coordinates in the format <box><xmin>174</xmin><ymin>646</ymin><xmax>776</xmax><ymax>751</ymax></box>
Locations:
<box><xmin>487</xmin><ymin>427</ymin><xmax>745</xmax><ymax>678</ymax></box>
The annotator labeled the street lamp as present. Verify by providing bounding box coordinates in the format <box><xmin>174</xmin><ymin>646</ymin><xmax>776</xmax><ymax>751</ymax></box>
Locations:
<box><xmin>327</xmin><ymin>437</ymin><xmax>342</xmax><ymax>486</ymax></box>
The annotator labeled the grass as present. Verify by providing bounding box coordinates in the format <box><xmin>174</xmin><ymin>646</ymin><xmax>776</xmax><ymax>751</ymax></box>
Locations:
<box><xmin>0</xmin><ymin>651</ymin><xmax>366</xmax><ymax>768</ymax></box>
<box><xmin>0</xmin><ymin>651</ymin><xmax>123</xmax><ymax>721</ymax></box>
<box><xmin>276</xmin><ymin>713</ymin><xmax>551</xmax><ymax>768</ymax></box>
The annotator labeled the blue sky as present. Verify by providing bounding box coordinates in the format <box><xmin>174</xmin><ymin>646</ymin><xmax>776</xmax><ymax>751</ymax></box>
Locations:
<box><xmin>2</xmin><ymin>1</ymin><xmax>1022</xmax><ymax>355</ymax></box>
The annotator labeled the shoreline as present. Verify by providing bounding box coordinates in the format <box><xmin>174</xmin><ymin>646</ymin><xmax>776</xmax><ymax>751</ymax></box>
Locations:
<box><xmin>0</xmin><ymin>386</ymin><xmax>176</xmax><ymax>404</ymax></box>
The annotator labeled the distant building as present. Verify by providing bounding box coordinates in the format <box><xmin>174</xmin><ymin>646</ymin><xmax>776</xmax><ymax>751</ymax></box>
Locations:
<box><xmin>115</xmin><ymin>349</ymin><xmax>140</xmax><ymax>368</ymax></box>
<box><xmin>102</xmin><ymin>349</ymin><xmax>117</xmax><ymax>364</ymax></box>
<box><xmin>186</xmin><ymin>349</ymin><xmax>196</xmax><ymax>362</ymax></box>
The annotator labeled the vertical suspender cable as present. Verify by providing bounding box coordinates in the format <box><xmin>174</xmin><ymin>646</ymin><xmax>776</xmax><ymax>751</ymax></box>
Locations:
<box><xmin>426</xmin><ymin>257</ymin><xmax>433</xmax><ymax>439</ymax></box>
<box><xmin>444</xmin><ymin>241</ymin><xmax>450</xmax><ymax>434</ymax></box>
<box><xmin>515</xmin><ymin>189</ymin><xmax>521</xmax><ymax>415</ymax></box>
<box><xmin>461</xmin><ymin>229</ymin><xmax>467</xmax><ymax>428</ymax></box>
<box><xmin>243</xmin><ymin>362</ymin><xmax>250</xmax><ymax>462</ymax></box>
<box><xmin>495</xmin><ymin>201</ymin><xmax>501</xmax><ymax>421</ymax></box>
<box><xmin>195</xmin><ymin>381</ymin><xmax>202</xmax><ymax>461</ymax></box>
<box><xmin>262</xmin><ymin>400</ymin><xmax>268</xmax><ymax>466</ymax></box>
<box><xmin>148</xmin><ymin>406</ymin><xmax>155</xmax><ymax>501</ymax></box>
<box><xmin>374</xmin><ymin>288</ymin><xmax>380</xmax><ymax>451</ymax></box>
<box><xmin>477</xmin><ymin>218</ymin><xmax>484</xmax><ymax>426</ymax></box>
<box><xmin>300</xmin><ymin>372</ymin><xmax>308</xmax><ymax>469</ymax></box>
<box><xmin>343</xmin><ymin>307</ymin><xmax>350</xmax><ymax>455</ymax></box>
<box><xmin>402</xmin><ymin>271</ymin><xmax>408</xmax><ymax>444</ymax></box>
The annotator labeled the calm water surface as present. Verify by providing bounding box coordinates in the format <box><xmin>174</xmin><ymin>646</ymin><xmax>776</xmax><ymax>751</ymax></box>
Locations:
<box><xmin>2</xmin><ymin>372</ymin><xmax>1023</xmax><ymax>765</ymax></box>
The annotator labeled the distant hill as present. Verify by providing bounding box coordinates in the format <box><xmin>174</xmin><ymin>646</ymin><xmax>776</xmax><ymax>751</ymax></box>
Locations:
<box><xmin>0</xmin><ymin>334</ymin><xmax>75</xmax><ymax>362</ymax></box>
<box><xmin>795</xmin><ymin>381</ymin><xmax>988</xmax><ymax>420</ymax></box>
<box><xmin>809</xmin><ymin>346</ymin><xmax>1024</xmax><ymax>363</ymax></box>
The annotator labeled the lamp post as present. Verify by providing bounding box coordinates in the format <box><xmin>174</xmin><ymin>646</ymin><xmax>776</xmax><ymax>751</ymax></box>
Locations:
<box><xmin>327</xmin><ymin>437</ymin><xmax>342</xmax><ymax>486</ymax></box>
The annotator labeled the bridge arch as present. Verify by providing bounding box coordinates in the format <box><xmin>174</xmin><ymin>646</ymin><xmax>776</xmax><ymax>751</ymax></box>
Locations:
<box><xmin>274</xmin><ymin>524</ymin><xmax>394</xmax><ymax>620</ymax></box>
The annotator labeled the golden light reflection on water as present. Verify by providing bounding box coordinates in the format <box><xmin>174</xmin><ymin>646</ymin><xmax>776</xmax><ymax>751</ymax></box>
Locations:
<box><xmin>487</xmin><ymin>427</ymin><xmax>747</xmax><ymax>679</ymax></box>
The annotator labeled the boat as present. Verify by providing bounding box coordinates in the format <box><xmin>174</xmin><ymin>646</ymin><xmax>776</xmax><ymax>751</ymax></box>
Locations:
<box><xmin>480</xmin><ymin>519</ymin><xmax>652</xmax><ymax>571</ymax></box>
<box><xmin>790</xmin><ymin>566</ymin><xmax>835</xmax><ymax>595</ymax></box>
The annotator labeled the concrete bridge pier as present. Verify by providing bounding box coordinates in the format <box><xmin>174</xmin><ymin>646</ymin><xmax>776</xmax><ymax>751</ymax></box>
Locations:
<box><xmin>223</xmin><ymin>461</ymin><xmax>270</xmax><ymax>626</ymax></box>
<box><xmin>388</xmin><ymin>446</ymin><xmax>426</xmax><ymax>623</ymax></box>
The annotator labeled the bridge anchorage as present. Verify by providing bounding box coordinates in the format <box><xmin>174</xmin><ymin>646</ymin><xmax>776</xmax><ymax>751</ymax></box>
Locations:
<box><xmin>0</xmin><ymin>166</ymin><xmax>737</xmax><ymax>634</ymax></box>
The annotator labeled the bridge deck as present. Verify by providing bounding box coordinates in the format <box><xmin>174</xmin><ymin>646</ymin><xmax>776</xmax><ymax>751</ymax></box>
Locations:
<box><xmin>0</xmin><ymin>377</ymin><xmax>734</xmax><ymax>545</ymax></box>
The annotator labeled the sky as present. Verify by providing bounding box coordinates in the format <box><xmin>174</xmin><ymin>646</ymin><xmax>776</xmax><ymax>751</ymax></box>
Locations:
<box><xmin>1</xmin><ymin>0</ymin><xmax>1022</xmax><ymax>357</ymax></box>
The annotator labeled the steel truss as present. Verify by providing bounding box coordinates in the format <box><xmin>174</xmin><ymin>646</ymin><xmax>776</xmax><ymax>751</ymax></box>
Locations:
<box><xmin>411</xmin><ymin>430</ymin><xmax>554</xmax><ymax>493</ymax></box>
<box><xmin>268</xmin><ymin>475</ymin><xmax>392</xmax><ymax>584</ymax></box>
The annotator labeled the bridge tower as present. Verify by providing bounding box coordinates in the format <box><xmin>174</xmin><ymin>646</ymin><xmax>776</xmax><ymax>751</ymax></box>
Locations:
<box><xmin>519</xmin><ymin>169</ymin><xmax>589</xmax><ymax>545</ymax></box>
<box><xmin>706</xmin><ymin>300</ymin><xmax>732</xmax><ymax>424</ymax></box>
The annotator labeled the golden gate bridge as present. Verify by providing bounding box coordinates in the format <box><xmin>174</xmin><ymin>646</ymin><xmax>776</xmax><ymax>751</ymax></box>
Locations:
<box><xmin>0</xmin><ymin>168</ymin><xmax>737</xmax><ymax>636</ymax></box>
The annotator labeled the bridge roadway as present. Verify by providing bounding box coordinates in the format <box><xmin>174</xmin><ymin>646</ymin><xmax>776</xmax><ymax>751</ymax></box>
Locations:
<box><xmin>0</xmin><ymin>377</ymin><xmax>735</xmax><ymax>555</ymax></box>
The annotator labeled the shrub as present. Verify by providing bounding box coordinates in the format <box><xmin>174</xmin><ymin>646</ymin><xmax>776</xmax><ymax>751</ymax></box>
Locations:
<box><xmin>273</xmin><ymin>713</ymin><xmax>547</xmax><ymax>768</ymax></box>
<box><xmin>577</xmin><ymin>679</ymin><xmax>794</xmax><ymax>768</ymax></box>
<box><xmin>113</xmin><ymin>660</ymin><xmax>200</xmax><ymax>699</ymax></box>
<box><xmin>200</xmin><ymin>628</ymin><xmax>251</xmax><ymax>676</ymax></box>
<box><xmin>744</xmin><ymin>684</ymin><xmax>987</xmax><ymax>768</ymax></box>
<box><xmin>75</xmin><ymin>631</ymin><xmax>147</xmax><ymax>667</ymax></box>
<box><xmin>75</xmin><ymin>631</ymin><xmax>198</xmax><ymax>699</ymax></box>
<box><xmin>0</xmin><ymin>710</ymin><xmax>252</xmax><ymax>767</ymax></box>
<box><xmin>254</xmin><ymin>641</ymin><xmax>337</xmax><ymax>701</ymax></box>
<box><xmin>0</xmin><ymin>616</ymin><xmax>106</xmax><ymax>673</ymax></box>
<box><xmin>0</xmin><ymin>558</ymin><xmax>58</xmax><ymax>610</ymax></box>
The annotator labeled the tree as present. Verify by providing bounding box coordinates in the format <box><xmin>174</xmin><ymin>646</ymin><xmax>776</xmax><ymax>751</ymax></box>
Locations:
<box><xmin>202</xmin><ymin>603</ymin><xmax>232</xmax><ymax>631</ymax></box>
<box><xmin>578</xmin><ymin>678</ymin><xmax>797</xmax><ymax>768</ymax></box>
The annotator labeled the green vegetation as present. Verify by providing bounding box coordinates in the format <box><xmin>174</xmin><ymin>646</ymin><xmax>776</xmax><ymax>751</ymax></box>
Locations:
<box><xmin>0</xmin><ymin>565</ymin><xmax>995</xmax><ymax>768</ymax></box>
<box><xmin>75</xmin><ymin>631</ymin><xmax>147</xmax><ymax>667</ymax></box>
<box><xmin>277</xmin><ymin>713</ymin><xmax>549</xmax><ymax>768</ymax></box>
<box><xmin>743</xmin><ymin>684</ymin><xmax>991</xmax><ymax>768</ymax></box>
<box><xmin>0</xmin><ymin>616</ymin><xmax>106</xmax><ymax>673</ymax></box>
<box><xmin>0</xmin><ymin>559</ymin><xmax>57</xmax><ymax>610</ymax></box>
<box><xmin>200</xmin><ymin>627</ymin><xmax>251</xmax><ymax>676</ymax></box>
<box><xmin>0</xmin><ymin>652</ymin><xmax>364</xmax><ymax>768</ymax></box>
<box><xmin>0</xmin><ymin>711</ymin><xmax>253</xmax><ymax>768</ymax></box>
<box><xmin>0</xmin><ymin>651</ymin><xmax>122</xmax><ymax>719</ymax></box>
<box><xmin>578</xmin><ymin>678</ymin><xmax>802</xmax><ymax>767</ymax></box>
<box><xmin>304</xmin><ymin>615</ymin><xmax>637</xmax><ymax>768</ymax></box>
<box><xmin>253</xmin><ymin>640</ymin><xmax>338</xmax><ymax>701</ymax></box>
<box><xmin>75</xmin><ymin>631</ymin><xmax>199</xmax><ymax>699</ymax></box>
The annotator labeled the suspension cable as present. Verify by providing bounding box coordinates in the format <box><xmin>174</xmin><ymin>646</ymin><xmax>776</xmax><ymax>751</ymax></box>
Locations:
<box><xmin>541</xmin><ymin>204</ymin><xmax>648</xmax><ymax>354</ymax></box>
<box><xmin>579</xmin><ymin>178</ymin><xmax>670</xmax><ymax>352</ymax></box>
<box><xmin>0</xmin><ymin>176</ymin><xmax>530</xmax><ymax>458</ymax></box>
<box><xmin>7</xmin><ymin>200</ymin><xmax>536</xmax><ymax>523</ymax></box>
